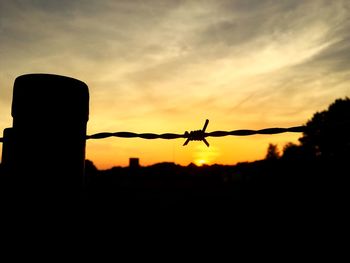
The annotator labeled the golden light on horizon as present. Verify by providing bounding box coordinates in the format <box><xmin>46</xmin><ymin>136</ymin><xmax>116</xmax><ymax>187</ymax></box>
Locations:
<box><xmin>193</xmin><ymin>144</ymin><xmax>220</xmax><ymax>166</ymax></box>
<box><xmin>195</xmin><ymin>159</ymin><xmax>207</xmax><ymax>166</ymax></box>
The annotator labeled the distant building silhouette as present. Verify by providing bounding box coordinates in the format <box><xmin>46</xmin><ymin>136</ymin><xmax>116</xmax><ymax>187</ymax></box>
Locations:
<box><xmin>129</xmin><ymin>158</ymin><xmax>140</xmax><ymax>170</ymax></box>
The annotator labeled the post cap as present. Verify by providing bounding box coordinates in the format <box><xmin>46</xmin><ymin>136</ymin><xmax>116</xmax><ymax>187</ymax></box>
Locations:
<box><xmin>12</xmin><ymin>74</ymin><xmax>89</xmax><ymax>122</ymax></box>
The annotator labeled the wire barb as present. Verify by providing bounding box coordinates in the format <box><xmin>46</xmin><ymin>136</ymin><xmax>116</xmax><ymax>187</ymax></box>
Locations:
<box><xmin>183</xmin><ymin>119</ymin><xmax>210</xmax><ymax>147</ymax></box>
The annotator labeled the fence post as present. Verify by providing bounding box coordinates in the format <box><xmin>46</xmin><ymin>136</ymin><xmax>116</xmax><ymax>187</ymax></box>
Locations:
<box><xmin>4</xmin><ymin>73</ymin><xmax>89</xmax><ymax>202</ymax></box>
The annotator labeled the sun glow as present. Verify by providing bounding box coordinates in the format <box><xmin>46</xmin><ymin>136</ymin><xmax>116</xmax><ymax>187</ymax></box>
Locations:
<box><xmin>193</xmin><ymin>145</ymin><xmax>220</xmax><ymax>166</ymax></box>
<box><xmin>195</xmin><ymin>159</ymin><xmax>207</xmax><ymax>166</ymax></box>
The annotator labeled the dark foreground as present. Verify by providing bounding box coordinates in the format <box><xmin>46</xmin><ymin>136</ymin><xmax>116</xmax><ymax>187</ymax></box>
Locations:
<box><xmin>0</xmin><ymin>158</ymin><xmax>347</xmax><ymax>212</ymax></box>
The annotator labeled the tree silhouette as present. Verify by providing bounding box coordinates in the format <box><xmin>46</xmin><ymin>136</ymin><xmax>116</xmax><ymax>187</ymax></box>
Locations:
<box><xmin>299</xmin><ymin>98</ymin><xmax>350</xmax><ymax>160</ymax></box>
<box><xmin>265</xmin><ymin>143</ymin><xmax>280</xmax><ymax>160</ymax></box>
<box><xmin>282</xmin><ymin>142</ymin><xmax>302</xmax><ymax>160</ymax></box>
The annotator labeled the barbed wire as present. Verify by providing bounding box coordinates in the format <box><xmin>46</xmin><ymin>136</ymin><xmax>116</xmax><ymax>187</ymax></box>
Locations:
<box><xmin>0</xmin><ymin>120</ymin><xmax>306</xmax><ymax>147</ymax></box>
<box><xmin>85</xmin><ymin>119</ymin><xmax>306</xmax><ymax>147</ymax></box>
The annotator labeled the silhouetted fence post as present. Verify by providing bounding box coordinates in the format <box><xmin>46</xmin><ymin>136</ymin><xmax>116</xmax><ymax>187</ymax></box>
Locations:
<box><xmin>2</xmin><ymin>74</ymin><xmax>89</xmax><ymax>202</ymax></box>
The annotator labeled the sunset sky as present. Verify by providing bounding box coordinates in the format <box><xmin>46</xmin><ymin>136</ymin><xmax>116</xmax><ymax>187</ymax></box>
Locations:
<box><xmin>1</xmin><ymin>0</ymin><xmax>350</xmax><ymax>169</ymax></box>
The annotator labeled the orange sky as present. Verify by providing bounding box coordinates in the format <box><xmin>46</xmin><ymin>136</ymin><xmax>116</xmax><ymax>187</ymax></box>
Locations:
<box><xmin>1</xmin><ymin>1</ymin><xmax>350</xmax><ymax>169</ymax></box>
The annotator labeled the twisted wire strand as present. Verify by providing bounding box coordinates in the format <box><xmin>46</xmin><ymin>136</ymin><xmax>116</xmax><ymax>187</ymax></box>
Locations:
<box><xmin>206</xmin><ymin>126</ymin><xmax>306</xmax><ymax>137</ymax></box>
<box><xmin>86</xmin><ymin>132</ymin><xmax>186</xmax><ymax>140</ymax></box>
<box><xmin>85</xmin><ymin>124</ymin><xmax>306</xmax><ymax>147</ymax></box>
<box><xmin>0</xmin><ymin>120</ymin><xmax>306</xmax><ymax>147</ymax></box>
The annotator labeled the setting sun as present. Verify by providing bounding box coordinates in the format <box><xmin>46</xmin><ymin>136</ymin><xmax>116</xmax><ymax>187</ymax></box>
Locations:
<box><xmin>193</xmin><ymin>145</ymin><xmax>220</xmax><ymax>166</ymax></box>
<box><xmin>195</xmin><ymin>159</ymin><xmax>207</xmax><ymax>166</ymax></box>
